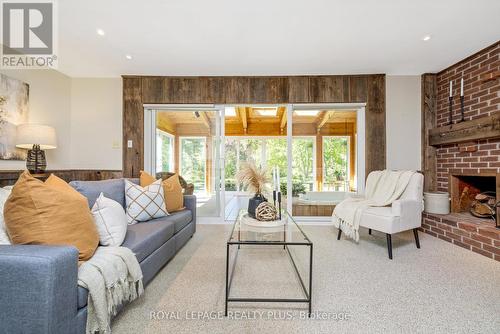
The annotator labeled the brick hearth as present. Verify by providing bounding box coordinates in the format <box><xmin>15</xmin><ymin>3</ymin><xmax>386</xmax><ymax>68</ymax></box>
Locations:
<box><xmin>421</xmin><ymin>212</ymin><xmax>500</xmax><ymax>261</ymax></box>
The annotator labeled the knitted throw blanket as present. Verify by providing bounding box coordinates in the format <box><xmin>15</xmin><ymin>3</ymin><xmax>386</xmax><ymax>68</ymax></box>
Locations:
<box><xmin>78</xmin><ymin>246</ymin><xmax>144</xmax><ymax>334</ymax></box>
<box><xmin>333</xmin><ymin>170</ymin><xmax>415</xmax><ymax>242</ymax></box>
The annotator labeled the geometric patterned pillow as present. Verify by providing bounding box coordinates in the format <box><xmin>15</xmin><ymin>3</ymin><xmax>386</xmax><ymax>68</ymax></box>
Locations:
<box><xmin>125</xmin><ymin>179</ymin><xmax>168</xmax><ymax>224</ymax></box>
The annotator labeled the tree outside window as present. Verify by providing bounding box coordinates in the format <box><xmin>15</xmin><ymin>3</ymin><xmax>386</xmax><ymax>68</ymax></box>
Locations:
<box><xmin>323</xmin><ymin>136</ymin><xmax>349</xmax><ymax>191</ymax></box>
<box><xmin>292</xmin><ymin>138</ymin><xmax>314</xmax><ymax>192</ymax></box>
<box><xmin>180</xmin><ymin>137</ymin><xmax>206</xmax><ymax>192</ymax></box>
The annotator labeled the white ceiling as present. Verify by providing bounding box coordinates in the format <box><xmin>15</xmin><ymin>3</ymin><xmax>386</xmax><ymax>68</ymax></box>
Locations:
<box><xmin>58</xmin><ymin>0</ymin><xmax>500</xmax><ymax>78</ymax></box>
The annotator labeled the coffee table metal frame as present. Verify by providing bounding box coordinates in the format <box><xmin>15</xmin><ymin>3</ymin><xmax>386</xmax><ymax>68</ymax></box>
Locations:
<box><xmin>225</xmin><ymin>211</ymin><xmax>313</xmax><ymax>316</ymax></box>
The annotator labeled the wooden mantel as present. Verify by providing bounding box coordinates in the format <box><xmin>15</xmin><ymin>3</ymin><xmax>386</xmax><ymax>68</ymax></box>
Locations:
<box><xmin>429</xmin><ymin>114</ymin><xmax>500</xmax><ymax>146</ymax></box>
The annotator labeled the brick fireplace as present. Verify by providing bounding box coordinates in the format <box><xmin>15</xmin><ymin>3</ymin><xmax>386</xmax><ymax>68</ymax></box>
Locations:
<box><xmin>421</xmin><ymin>41</ymin><xmax>500</xmax><ymax>261</ymax></box>
<box><xmin>449</xmin><ymin>172</ymin><xmax>499</xmax><ymax>214</ymax></box>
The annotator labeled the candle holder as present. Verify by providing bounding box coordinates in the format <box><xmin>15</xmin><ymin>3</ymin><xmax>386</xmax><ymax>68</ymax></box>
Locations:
<box><xmin>459</xmin><ymin>95</ymin><xmax>465</xmax><ymax>122</ymax></box>
<box><xmin>277</xmin><ymin>191</ymin><xmax>282</xmax><ymax>220</ymax></box>
<box><xmin>447</xmin><ymin>96</ymin><xmax>453</xmax><ymax>125</ymax></box>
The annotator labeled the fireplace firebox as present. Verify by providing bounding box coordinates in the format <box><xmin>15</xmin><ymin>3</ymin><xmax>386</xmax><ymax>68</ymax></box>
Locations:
<box><xmin>449</xmin><ymin>172</ymin><xmax>500</xmax><ymax>228</ymax></box>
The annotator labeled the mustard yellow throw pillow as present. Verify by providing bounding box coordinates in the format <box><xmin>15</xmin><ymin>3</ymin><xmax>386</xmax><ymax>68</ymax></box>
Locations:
<box><xmin>140</xmin><ymin>171</ymin><xmax>184</xmax><ymax>213</ymax></box>
<box><xmin>4</xmin><ymin>171</ymin><xmax>99</xmax><ymax>262</ymax></box>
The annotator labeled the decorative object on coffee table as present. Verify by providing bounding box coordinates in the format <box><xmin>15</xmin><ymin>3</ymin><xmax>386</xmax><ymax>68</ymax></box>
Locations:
<box><xmin>15</xmin><ymin>124</ymin><xmax>57</xmax><ymax>173</ymax></box>
<box><xmin>272</xmin><ymin>166</ymin><xmax>282</xmax><ymax>220</ymax></box>
<box><xmin>236</xmin><ymin>162</ymin><xmax>269</xmax><ymax>218</ymax></box>
<box><xmin>240</xmin><ymin>211</ymin><xmax>286</xmax><ymax>228</ymax></box>
<box><xmin>255</xmin><ymin>201</ymin><xmax>277</xmax><ymax>221</ymax></box>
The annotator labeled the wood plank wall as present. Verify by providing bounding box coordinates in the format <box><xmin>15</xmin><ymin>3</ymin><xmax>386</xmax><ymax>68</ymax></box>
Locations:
<box><xmin>0</xmin><ymin>170</ymin><xmax>123</xmax><ymax>187</ymax></box>
<box><xmin>123</xmin><ymin>75</ymin><xmax>386</xmax><ymax>177</ymax></box>
<box><xmin>421</xmin><ymin>74</ymin><xmax>438</xmax><ymax>191</ymax></box>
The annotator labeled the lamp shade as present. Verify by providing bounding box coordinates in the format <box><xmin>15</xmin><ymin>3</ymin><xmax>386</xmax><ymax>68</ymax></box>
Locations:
<box><xmin>16</xmin><ymin>124</ymin><xmax>57</xmax><ymax>150</ymax></box>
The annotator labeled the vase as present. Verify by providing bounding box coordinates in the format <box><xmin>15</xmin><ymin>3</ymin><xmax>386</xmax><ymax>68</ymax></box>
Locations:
<box><xmin>248</xmin><ymin>193</ymin><xmax>267</xmax><ymax>218</ymax></box>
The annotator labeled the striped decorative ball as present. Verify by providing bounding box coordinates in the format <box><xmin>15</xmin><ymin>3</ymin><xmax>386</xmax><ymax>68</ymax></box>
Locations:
<box><xmin>255</xmin><ymin>202</ymin><xmax>278</xmax><ymax>221</ymax></box>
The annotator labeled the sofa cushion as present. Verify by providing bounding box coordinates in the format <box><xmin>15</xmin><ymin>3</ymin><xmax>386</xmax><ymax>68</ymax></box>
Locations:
<box><xmin>122</xmin><ymin>217</ymin><xmax>175</xmax><ymax>262</ymax></box>
<box><xmin>91</xmin><ymin>193</ymin><xmax>128</xmax><ymax>246</ymax></box>
<box><xmin>4</xmin><ymin>172</ymin><xmax>99</xmax><ymax>262</ymax></box>
<box><xmin>125</xmin><ymin>179</ymin><xmax>168</xmax><ymax>224</ymax></box>
<box><xmin>140</xmin><ymin>171</ymin><xmax>185</xmax><ymax>213</ymax></box>
<box><xmin>0</xmin><ymin>187</ymin><xmax>12</xmax><ymax>245</ymax></box>
<box><xmin>70</xmin><ymin>179</ymin><xmax>126</xmax><ymax>208</ymax></box>
<box><xmin>168</xmin><ymin>209</ymin><xmax>192</xmax><ymax>233</ymax></box>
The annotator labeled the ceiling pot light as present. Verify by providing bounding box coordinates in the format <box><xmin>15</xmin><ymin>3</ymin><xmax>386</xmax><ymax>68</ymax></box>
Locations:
<box><xmin>96</xmin><ymin>28</ymin><xmax>105</xmax><ymax>36</ymax></box>
<box><xmin>422</xmin><ymin>35</ymin><xmax>431</xmax><ymax>41</ymax></box>
<box><xmin>125</xmin><ymin>54</ymin><xmax>133</xmax><ymax>60</ymax></box>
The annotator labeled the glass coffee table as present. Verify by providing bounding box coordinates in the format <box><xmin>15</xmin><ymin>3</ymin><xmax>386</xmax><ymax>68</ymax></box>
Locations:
<box><xmin>225</xmin><ymin>210</ymin><xmax>313</xmax><ymax>316</ymax></box>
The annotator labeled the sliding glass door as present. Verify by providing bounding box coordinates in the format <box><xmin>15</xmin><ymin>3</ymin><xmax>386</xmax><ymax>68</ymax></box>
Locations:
<box><xmin>145</xmin><ymin>106</ymin><xmax>224</xmax><ymax>218</ymax></box>
<box><xmin>290</xmin><ymin>106</ymin><xmax>360</xmax><ymax>218</ymax></box>
<box><xmin>145</xmin><ymin>103</ymin><xmax>364</xmax><ymax>222</ymax></box>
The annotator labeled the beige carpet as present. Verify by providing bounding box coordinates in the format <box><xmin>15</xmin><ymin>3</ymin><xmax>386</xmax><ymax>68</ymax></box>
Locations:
<box><xmin>112</xmin><ymin>224</ymin><xmax>500</xmax><ymax>334</ymax></box>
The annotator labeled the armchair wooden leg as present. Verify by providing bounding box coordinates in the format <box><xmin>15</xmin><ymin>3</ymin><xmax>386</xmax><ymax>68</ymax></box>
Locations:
<box><xmin>337</xmin><ymin>228</ymin><xmax>342</xmax><ymax>240</ymax></box>
<box><xmin>413</xmin><ymin>228</ymin><xmax>421</xmax><ymax>249</ymax></box>
<box><xmin>368</xmin><ymin>229</ymin><xmax>372</xmax><ymax>235</ymax></box>
<box><xmin>386</xmin><ymin>234</ymin><xmax>393</xmax><ymax>259</ymax></box>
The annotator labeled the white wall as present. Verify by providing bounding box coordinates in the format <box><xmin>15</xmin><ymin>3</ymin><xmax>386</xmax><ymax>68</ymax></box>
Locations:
<box><xmin>0</xmin><ymin>69</ymin><xmax>72</xmax><ymax>170</ymax></box>
<box><xmin>386</xmin><ymin>75</ymin><xmax>421</xmax><ymax>171</ymax></box>
<box><xmin>0</xmin><ymin>71</ymin><xmax>122</xmax><ymax>170</ymax></box>
<box><xmin>70</xmin><ymin>78</ymin><xmax>122</xmax><ymax>170</ymax></box>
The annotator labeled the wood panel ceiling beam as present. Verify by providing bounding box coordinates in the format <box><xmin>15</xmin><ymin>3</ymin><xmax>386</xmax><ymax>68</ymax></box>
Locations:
<box><xmin>279</xmin><ymin>107</ymin><xmax>287</xmax><ymax>134</ymax></box>
<box><xmin>199</xmin><ymin>111</ymin><xmax>211</xmax><ymax>129</ymax></box>
<box><xmin>315</xmin><ymin>111</ymin><xmax>331</xmax><ymax>133</ymax></box>
<box><xmin>238</xmin><ymin>107</ymin><xmax>248</xmax><ymax>134</ymax></box>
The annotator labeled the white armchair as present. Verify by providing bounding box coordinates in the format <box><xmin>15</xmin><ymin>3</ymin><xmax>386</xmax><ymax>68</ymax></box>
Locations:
<box><xmin>337</xmin><ymin>172</ymin><xmax>424</xmax><ymax>259</ymax></box>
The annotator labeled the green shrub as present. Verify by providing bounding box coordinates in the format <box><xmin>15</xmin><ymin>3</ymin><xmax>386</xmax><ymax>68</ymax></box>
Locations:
<box><xmin>279</xmin><ymin>182</ymin><xmax>306</xmax><ymax>197</ymax></box>
<box><xmin>225</xmin><ymin>180</ymin><xmax>237</xmax><ymax>191</ymax></box>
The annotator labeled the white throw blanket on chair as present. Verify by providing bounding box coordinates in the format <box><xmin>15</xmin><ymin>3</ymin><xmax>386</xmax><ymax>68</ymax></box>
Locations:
<box><xmin>78</xmin><ymin>246</ymin><xmax>144</xmax><ymax>334</ymax></box>
<box><xmin>333</xmin><ymin>170</ymin><xmax>415</xmax><ymax>242</ymax></box>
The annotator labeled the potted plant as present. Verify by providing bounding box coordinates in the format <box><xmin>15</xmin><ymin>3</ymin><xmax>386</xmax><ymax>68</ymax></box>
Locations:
<box><xmin>236</xmin><ymin>162</ymin><xmax>269</xmax><ymax>218</ymax></box>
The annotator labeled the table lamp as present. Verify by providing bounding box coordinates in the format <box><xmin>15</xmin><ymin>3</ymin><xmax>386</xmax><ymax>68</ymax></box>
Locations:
<box><xmin>15</xmin><ymin>124</ymin><xmax>57</xmax><ymax>173</ymax></box>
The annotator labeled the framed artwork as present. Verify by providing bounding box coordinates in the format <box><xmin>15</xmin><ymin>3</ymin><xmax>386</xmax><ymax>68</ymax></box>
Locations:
<box><xmin>0</xmin><ymin>74</ymin><xmax>29</xmax><ymax>160</ymax></box>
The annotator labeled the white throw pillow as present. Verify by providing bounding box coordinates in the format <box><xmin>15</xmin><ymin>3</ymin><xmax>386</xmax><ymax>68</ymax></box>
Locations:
<box><xmin>125</xmin><ymin>179</ymin><xmax>168</xmax><ymax>224</ymax></box>
<box><xmin>92</xmin><ymin>193</ymin><xmax>128</xmax><ymax>246</ymax></box>
<box><xmin>0</xmin><ymin>187</ymin><xmax>13</xmax><ymax>245</ymax></box>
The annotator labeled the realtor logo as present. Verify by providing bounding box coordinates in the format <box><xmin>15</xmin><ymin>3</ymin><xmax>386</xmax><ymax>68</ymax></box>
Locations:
<box><xmin>1</xmin><ymin>0</ymin><xmax>57</xmax><ymax>68</ymax></box>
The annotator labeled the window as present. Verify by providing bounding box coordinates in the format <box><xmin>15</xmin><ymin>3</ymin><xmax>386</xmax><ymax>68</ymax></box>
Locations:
<box><xmin>292</xmin><ymin>137</ymin><xmax>315</xmax><ymax>192</ymax></box>
<box><xmin>224</xmin><ymin>138</ymin><xmax>238</xmax><ymax>191</ymax></box>
<box><xmin>155</xmin><ymin>129</ymin><xmax>174</xmax><ymax>173</ymax></box>
<box><xmin>266</xmin><ymin>138</ymin><xmax>287</xmax><ymax>191</ymax></box>
<box><xmin>223</xmin><ymin>137</ymin><xmax>287</xmax><ymax>192</ymax></box>
<box><xmin>239</xmin><ymin>139</ymin><xmax>263</xmax><ymax>168</ymax></box>
<box><xmin>180</xmin><ymin>137</ymin><xmax>206</xmax><ymax>192</ymax></box>
<box><xmin>322</xmin><ymin>136</ymin><xmax>349</xmax><ymax>191</ymax></box>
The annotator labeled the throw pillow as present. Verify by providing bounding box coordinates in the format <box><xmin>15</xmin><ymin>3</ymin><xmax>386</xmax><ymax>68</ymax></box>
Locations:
<box><xmin>92</xmin><ymin>193</ymin><xmax>128</xmax><ymax>246</ymax></box>
<box><xmin>0</xmin><ymin>187</ymin><xmax>12</xmax><ymax>245</ymax></box>
<box><xmin>4</xmin><ymin>171</ymin><xmax>99</xmax><ymax>262</ymax></box>
<box><xmin>140</xmin><ymin>171</ymin><xmax>184</xmax><ymax>212</ymax></box>
<box><xmin>125</xmin><ymin>179</ymin><xmax>168</xmax><ymax>224</ymax></box>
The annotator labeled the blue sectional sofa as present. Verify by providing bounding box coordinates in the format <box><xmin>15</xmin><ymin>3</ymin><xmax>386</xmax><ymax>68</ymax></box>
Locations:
<box><xmin>0</xmin><ymin>178</ymin><xmax>196</xmax><ymax>334</ymax></box>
